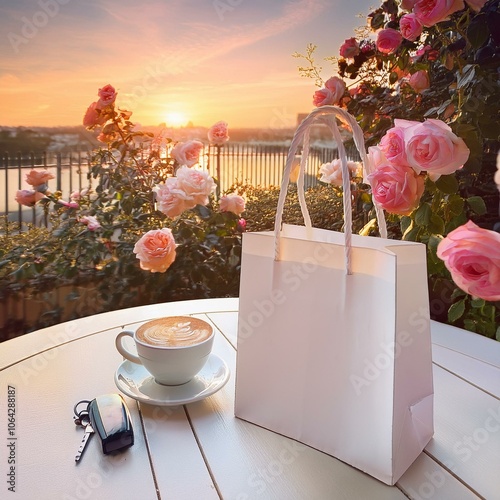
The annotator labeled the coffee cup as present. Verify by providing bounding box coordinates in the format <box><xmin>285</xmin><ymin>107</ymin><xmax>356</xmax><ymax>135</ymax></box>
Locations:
<box><xmin>115</xmin><ymin>316</ymin><xmax>214</xmax><ymax>386</ymax></box>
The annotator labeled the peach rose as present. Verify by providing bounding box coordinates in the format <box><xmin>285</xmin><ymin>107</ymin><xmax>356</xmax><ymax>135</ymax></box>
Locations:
<box><xmin>319</xmin><ymin>159</ymin><xmax>361</xmax><ymax>187</ymax></box>
<box><xmin>133</xmin><ymin>228</ymin><xmax>177</xmax><ymax>273</ymax></box>
<box><xmin>97</xmin><ymin>84</ymin><xmax>117</xmax><ymax>108</ymax></box>
<box><xmin>175</xmin><ymin>166</ymin><xmax>215</xmax><ymax>206</ymax></box>
<box><xmin>379</xmin><ymin>125</ymin><xmax>410</xmax><ymax>167</ymax></box>
<box><xmin>376</xmin><ymin>28</ymin><xmax>403</xmax><ymax>54</ymax></box>
<box><xmin>409</xmin><ymin>70</ymin><xmax>430</xmax><ymax>93</ymax></box>
<box><xmin>437</xmin><ymin>221</ymin><xmax>500</xmax><ymax>301</ymax></box>
<box><xmin>25</xmin><ymin>169</ymin><xmax>55</xmax><ymax>188</ymax></box>
<box><xmin>325</xmin><ymin>76</ymin><xmax>346</xmax><ymax>103</ymax></box>
<box><xmin>339</xmin><ymin>38</ymin><xmax>360</xmax><ymax>59</ymax></box>
<box><xmin>367</xmin><ymin>163</ymin><xmax>425</xmax><ymax>215</ymax></box>
<box><xmin>154</xmin><ymin>178</ymin><xmax>194</xmax><ymax>218</ymax></box>
<box><xmin>368</xmin><ymin>146</ymin><xmax>388</xmax><ymax>171</ymax></box>
<box><xmin>313</xmin><ymin>88</ymin><xmax>334</xmax><ymax>107</ymax></box>
<box><xmin>171</xmin><ymin>140</ymin><xmax>204</xmax><ymax>167</ymax></box>
<box><xmin>219</xmin><ymin>193</ymin><xmax>245</xmax><ymax>215</ymax></box>
<box><xmin>404</xmin><ymin>119</ymin><xmax>470</xmax><ymax>178</ymax></box>
<box><xmin>208</xmin><ymin>121</ymin><xmax>229</xmax><ymax>145</ymax></box>
<box><xmin>414</xmin><ymin>0</ymin><xmax>465</xmax><ymax>27</ymax></box>
<box><xmin>400</xmin><ymin>14</ymin><xmax>423</xmax><ymax>41</ymax></box>
<box><xmin>80</xmin><ymin>215</ymin><xmax>101</xmax><ymax>231</ymax></box>
<box><xmin>15</xmin><ymin>189</ymin><xmax>45</xmax><ymax>207</ymax></box>
<box><xmin>83</xmin><ymin>102</ymin><xmax>108</xmax><ymax>128</ymax></box>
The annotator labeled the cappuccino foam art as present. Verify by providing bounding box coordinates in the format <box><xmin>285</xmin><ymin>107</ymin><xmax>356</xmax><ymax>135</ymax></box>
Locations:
<box><xmin>136</xmin><ymin>317</ymin><xmax>213</xmax><ymax>347</ymax></box>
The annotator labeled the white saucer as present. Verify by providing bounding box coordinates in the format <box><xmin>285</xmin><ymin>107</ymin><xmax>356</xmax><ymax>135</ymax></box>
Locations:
<box><xmin>114</xmin><ymin>353</ymin><xmax>230</xmax><ymax>406</ymax></box>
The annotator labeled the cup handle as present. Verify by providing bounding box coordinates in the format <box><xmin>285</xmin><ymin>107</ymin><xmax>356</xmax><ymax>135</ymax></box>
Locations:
<box><xmin>116</xmin><ymin>331</ymin><xmax>142</xmax><ymax>364</ymax></box>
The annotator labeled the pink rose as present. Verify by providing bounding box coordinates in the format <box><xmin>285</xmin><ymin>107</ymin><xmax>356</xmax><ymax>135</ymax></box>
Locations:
<box><xmin>339</xmin><ymin>38</ymin><xmax>360</xmax><ymax>59</ymax></box>
<box><xmin>400</xmin><ymin>14</ymin><xmax>423</xmax><ymax>41</ymax></box>
<box><xmin>97</xmin><ymin>84</ymin><xmax>117</xmax><ymax>108</ymax></box>
<box><xmin>133</xmin><ymin>228</ymin><xmax>177</xmax><ymax>273</ymax></box>
<box><xmin>154</xmin><ymin>178</ymin><xmax>194</xmax><ymax>218</ymax></box>
<box><xmin>414</xmin><ymin>0</ymin><xmax>465</xmax><ymax>27</ymax></box>
<box><xmin>368</xmin><ymin>145</ymin><xmax>393</xmax><ymax>172</ymax></box>
<box><xmin>83</xmin><ymin>102</ymin><xmax>108</xmax><ymax>128</ymax></box>
<box><xmin>25</xmin><ymin>169</ymin><xmax>55</xmax><ymax>188</ymax></box>
<box><xmin>437</xmin><ymin>221</ymin><xmax>500</xmax><ymax>301</ymax></box>
<box><xmin>325</xmin><ymin>76</ymin><xmax>346</xmax><ymax>103</ymax></box>
<box><xmin>313</xmin><ymin>88</ymin><xmax>335</xmax><ymax>107</ymax></box>
<box><xmin>409</xmin><ymin>70</ymin><xmax>430</xmax><ymax>93</ymax></box>
<box><xmin>80</xmin><ymin>215</ymin><xmax>101</xmax><ymax>231</ymax></box>
<box><xmin>15</xmin><ymin>190</ymin><xmax>45</xmax><ymax>207</ymax></box>
<box><xmin>58</xmin><ymin>199</ymin><xmax>79</xmax><ymax>209</ymax></box>
<box><xmin>367</xmin><ymin>164</ymin><xmax>425</xmax><ymax>215</ymax></box>
<box><xmin>171</xmin><ymin>140</ymin><xmax>204</xmax><ymax>167</ymax></box>
<box><xmin>237</xmin><ymin>218</ymin><xmax>247</xmax><ymax>232</ymax></box>
<box><xmin>465</xmin><ymin>0</ymin><xmax>486</xmax><ymax>10</ymax></box>
<box><xmin>313</xmin><ymin>78</ymin><xmax>346</xmax><ymax>107</ymax></box>
<box><xmin>376</xmin><ymin>28</ymin><xmax>403</xmax><ymax>54</ymax></box>
<box><xmin>175</xmin><ymin>166</ymin><xmax>215</xmax><ymax>206</ymax></box>
<box><xmin>404</xmin><ymin>119</ymin><xmax>470</xmax><ymax>178</ymax></box>
<box><xmin>208</xmin><ymin>121</ymin><xmax>229</xmax><ymax>145</ymax></box>
<box><xmin>319</xmin><ymin>159</ymin><xmax>361</xmax><ymax>187</ymax></box>
<box><xmin>70</xmin><ymin>188</ymin><xmax>89</xmax><ymax>200</ymax></box>
<box><xmin>414</xmin><ymin>45</ymin><xmax>431</xmax><ymax>60</ymax></box>
<box><xmin>400</xmin><ymin>0</ymin><xmax>416</xmax><ymax>10</ymax></box>
<box><xmin>379</xmin><ymin>126</ymin><xmax>410</xmax><ymax>167</ymax></box>
<box><xmin>219</xmin><ymin>193</ymin><xmax>245</xmax><ymax>215</ymax></box>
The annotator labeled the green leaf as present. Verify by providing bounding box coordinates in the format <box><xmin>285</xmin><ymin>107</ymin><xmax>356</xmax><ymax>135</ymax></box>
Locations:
<box><xmin>428</xmin><ymin>214</ymin><xmax>445</xmax><ymax>234</ymax></box>
<box><xmin>428</xmin><ymin>234</ymin><xmax>442</xmax><ymax>254</ymax></box>
<box><xmin>389</xmin><ymin>72</ymin><xmax>398</xmax><ymax>84</ymax></box>
<box><xmin>457</xmin><ymin>64</ymin><xmax>476</xmax><ymax>88</ymax></box>
<box><xmin>451</xmin><ymin>288</ymin><xmax>467</xmax><ymax>300</ymax></box>
<box><xmin>446</xmin><ymin>195</ymin><xmax>464</xmax><ymax>217</ymax></box>
<box><xmin>470</xmin><ymin>298</ymin><xmax>485</xmax><ymax>309</ymax></box>
<box><xmin>369</xmin><ymin>11</ymin><xmax>385</xmax><ymax>30</ymax></box>
<box><xmin>496</xmin><ymin>327</ymin><xmax>500</xmax><ymax>342</ymax></box>
<box><xmin>414</xmin><ymin>203</ymin><xmax>432</xmax><ymax>227</ymax></box>
<box><xmin>403</xmin><ymin>226</ymin><xmax>420</xmax><ymax>241</ymax></box>
<box><xmin>467</xmin><ymin>196</ymin><xmax>487</xmax><ymax>215</ymax></box>
<box><xmin>435</xmin><ymin>175</ymin><xmax>458</xmax><ymax>195</ymax></box>
<box><xmin>448</xmin><ymin>299</ymin><xmax>465</xmax><ymax>323</ymax></box>
<box><xmin>400</xmin><ymin>216</ymin><xmax>412</xmax><ymax>235</ymax></box>
<box><xmin>467</xmin><ymin>13</ymin><xmax>489</xmax><ymax>49</ymax></box>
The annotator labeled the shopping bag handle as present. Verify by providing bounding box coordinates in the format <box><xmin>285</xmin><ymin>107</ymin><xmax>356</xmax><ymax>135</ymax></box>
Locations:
<box><xmin>274</xmin><ymin>106</ymin><xmax>387</xmax><ymax>274</ymax></box>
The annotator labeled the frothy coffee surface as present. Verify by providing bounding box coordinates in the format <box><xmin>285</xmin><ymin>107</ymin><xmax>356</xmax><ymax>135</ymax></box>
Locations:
<box><xmin>136</xmin><ymin>317</ymin><xmax>212</xmax><ymax>347</ymax></box>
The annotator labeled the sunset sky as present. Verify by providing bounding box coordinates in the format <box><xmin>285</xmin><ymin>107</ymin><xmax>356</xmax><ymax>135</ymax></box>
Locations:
<box><xmin>0</xmin><ymin>0</ymin><xmax>372</xmax><ymax>129</ymax></box>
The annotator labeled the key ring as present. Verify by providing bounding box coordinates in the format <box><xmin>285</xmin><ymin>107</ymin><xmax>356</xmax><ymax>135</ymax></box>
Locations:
<box><xmin>73</xmin><ymin>400</ymin><xmax>91</xmax><ymax>419</ymax></box>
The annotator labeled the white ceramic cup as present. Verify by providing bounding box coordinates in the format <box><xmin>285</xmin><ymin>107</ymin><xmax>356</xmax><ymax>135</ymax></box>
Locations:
<box><xmin>115</xmin><ymin>316</ymin><xmax>214</xmax><ymax>386</ymax></box>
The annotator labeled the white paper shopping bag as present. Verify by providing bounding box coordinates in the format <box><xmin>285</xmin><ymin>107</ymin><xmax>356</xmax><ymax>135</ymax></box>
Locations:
<box><xmin>234</xmin><ymin>106</ymin><xmax>434</xmax><ymax>485</ymax></box>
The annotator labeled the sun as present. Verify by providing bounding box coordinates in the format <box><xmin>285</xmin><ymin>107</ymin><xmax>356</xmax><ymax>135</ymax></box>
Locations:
<box><xmin>165</xmin><ymin>111</ymin><xmax>187</xmax><ymax>127</ymax></box>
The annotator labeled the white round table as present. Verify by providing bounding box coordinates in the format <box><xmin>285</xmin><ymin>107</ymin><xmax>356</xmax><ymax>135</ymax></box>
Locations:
<box><xmin>1</xmin><ymin>298</ymin><xmax>499</xmax><ymax>499</ymax></box>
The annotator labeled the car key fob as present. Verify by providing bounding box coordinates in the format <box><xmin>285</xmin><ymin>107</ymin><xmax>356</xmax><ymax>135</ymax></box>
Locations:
<box><xmin>88</xmin><ymin>394</ymin><xmax>134</xmax><ymax>454</ymax></box>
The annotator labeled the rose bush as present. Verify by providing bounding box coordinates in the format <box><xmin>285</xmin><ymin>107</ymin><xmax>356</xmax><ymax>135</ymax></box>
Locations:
<box><xmin>4</xmin><ymin>84</ymin><xmax>244</xmax><ymax>336</ymax></box>
<box><xmin>294</xmin><ymin>0</ymin><xmax>499</xmax><ymax>338</ymax></box>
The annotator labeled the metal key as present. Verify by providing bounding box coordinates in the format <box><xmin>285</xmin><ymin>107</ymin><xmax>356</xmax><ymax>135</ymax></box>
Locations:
<box><xmin>74</xmin><ymin>413</ymin><xmax>95</xmax><ymax>463</ymax></box>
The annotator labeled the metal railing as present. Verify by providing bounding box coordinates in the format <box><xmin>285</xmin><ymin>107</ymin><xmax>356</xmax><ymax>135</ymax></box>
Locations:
<box><xmin>1</xmin><ymin>143</ymin><xmax>357</xmax><ymax>229</ymax></box>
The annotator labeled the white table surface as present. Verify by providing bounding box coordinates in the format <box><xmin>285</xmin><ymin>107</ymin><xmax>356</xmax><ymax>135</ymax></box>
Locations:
<box><xmin>1</xmin><ymin>297</ymin><xmax>499</xmax><ymax>500</ymax></box>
